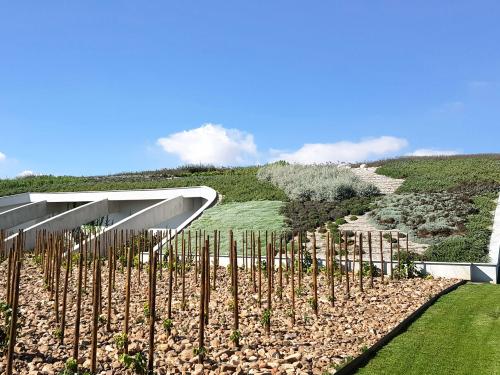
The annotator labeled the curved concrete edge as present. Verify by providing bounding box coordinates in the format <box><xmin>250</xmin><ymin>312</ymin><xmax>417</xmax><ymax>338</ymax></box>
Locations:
<box><xmin>152</xmin><ymin>187</ymin><xmax>218</xmax><ymax>252</ymax></box>
<box><xmin>334</xmin><ymin>279</ymin><xmax>467</xmax><ymax>375</ymax></box>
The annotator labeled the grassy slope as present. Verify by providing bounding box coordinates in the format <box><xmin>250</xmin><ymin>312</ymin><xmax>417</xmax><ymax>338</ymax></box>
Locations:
<box><xmin>357</xmin><ymin>283</ymin><xmax>500</xmax><ymax>375</ymax></box>
<box><xmin>0</xmin><ymin>168</ymin><xmax>287</xmax><ymax>203</ymax></box>
<box><xmin>376</xmin><ymin>155</ymin><xmax>500</xmax><ymax>192</ymax></box>
<box><xmin>188</xmin><ymin>201</ymin><xmax>290</xmax><ymax>254</ymax></box>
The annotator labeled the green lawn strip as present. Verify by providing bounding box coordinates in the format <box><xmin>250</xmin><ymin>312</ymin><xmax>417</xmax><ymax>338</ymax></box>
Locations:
<box><xmin>0</xmin><ymin>171</ymin><xmax>287</xmax><ymax>203</ymax></box>
<box><xmin>187</xmin><ymin>200</ymin><xmax>290</xmax><ymax>255</ymax></box>
<box><xmin>356</xmin><ymin>283</ymin><xmax>500</xmax><ymax>375</ymax></box>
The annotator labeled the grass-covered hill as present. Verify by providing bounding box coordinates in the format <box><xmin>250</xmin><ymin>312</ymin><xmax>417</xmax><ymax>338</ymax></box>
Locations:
<box><xmin>1</xmin><ymin>154</ymin><xmax>499</xmax><ymax>262</ymax></box>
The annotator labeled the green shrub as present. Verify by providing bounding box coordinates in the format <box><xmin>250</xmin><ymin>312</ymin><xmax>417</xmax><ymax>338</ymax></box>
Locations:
<box><xmin>424</xmin><ymin>194</ymin><xmax>496</xmax><ymax>262</ymax></box>
<box><xmin>61</xmin><ymin>357</ymin><xmax>78</xmax><ymax>375</ymax></box>
<box><xmin>119</xmin><ymin>352</ymin><xmax>147</xmax><ymax>374</ymax></box>
<box><xmin>113</xmin><ymin>332</ymin><xmax>127</xmax><ymax>351</ymax></box>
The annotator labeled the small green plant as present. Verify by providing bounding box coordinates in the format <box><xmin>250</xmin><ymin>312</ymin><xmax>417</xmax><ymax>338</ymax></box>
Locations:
<box><xmin>33</xmin><ymin>254</ymin><xmax>43</xmax><ymax>265</ymax></box>
<box><xmin>260</xmin><ymin>308</ymin><xmax>271</xmax><ymax>327</ymax></box>
<box><xmin>143</xmin><ymin>302</ymin><xmax>150</xmax><ymax>318</ymax></box>
<box><xmin>114</xmin><ymin>332</ymin><xmax>127</xmax><ymax>351</ymax></box>
<box><xmin>98</xmin><ymin>314</ymin><xmax>107</xmax><ymax>325</ymax></box>
<box><xmin>303</xmin><ymin>314</ymin><xmax>311</xmax><ymax>325</ymax></box>
<box><xmin>275</xmin><ymin>286</ymin><xmax>283</xmax><ymax>298</ymax></box>
<box><xmin>162</xmin><ymin>318</ymin><xmax>173</xmax><ymax>332</ymax></box>
<box><xmin>229</xmin><ymin>329</ymin><xmax>241</xmax><ymax>344</ymax></box>
<box><xmin>295</xmin><ymin>286</ymin><xmax>305</xmax><ymax>297</ymax></box>
<box><xmin>308</xmin><ymin>297</ymin><xmax>318</xmax><ymax>311</ymax></box>
<box><xmin>54</xmin><ymin>327</ymin><xmax>63</xmax><ymax>341</ymax></box>
<box><xmin>133</xmin><ymin>254</ymin><xmax>140</xmax><ymax>268</ymax></box>
<box><xmin>335</xmin><ymin>217</ymin><xmax>347</xmax><ymax>225</ymax></box>
<box><xmin>71</xmin><ymin>252</ymin><xmax>80</xmax><ymax>265</ymax></box>
<box><xmin>193</xmin><ymin>346</ymin><xmax>207</xmax><ymax>356</ymax></box>
<box><xmin>349</xmin><ymin>215</ymin><xmax>358</xmax><ymax>221</ymax></box>
<box><xmin>119</xmin><ymin>352</ymin><xmax>147</xmax><ymax>374</ymax></box>
<box><xmin>357</xmin><ymin>261</ymin><xmax>380</xmax><ymax>277</ymax></box>
<box><xmin>61</xmin><ymin>357</ymin><xmax>78</xmax><ymax>375</ymax></box>
<box><xmin>118</xmin><ymin>253</ymin><xmax>127</xmax><ymax>268</ymax></box>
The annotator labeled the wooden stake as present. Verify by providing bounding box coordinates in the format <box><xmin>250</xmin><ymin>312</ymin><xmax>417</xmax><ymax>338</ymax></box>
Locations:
<box><xmin>124</xmin><ymin>240</ymin><xmax>133</xmax><ymax>354</ymax></box>
<box><xmin>198</xmin><ymin>243</ymin><xmax>206</xmax><ymax>364</ymax></box>
<box><xmin>6</xmin><ymin>260</ymin><xmax>21</xmax><ymax>375</ymax></box>
<box><xmin>390</xmin><ymin>232</ymin><xmax>394</xmax><ymax>280</ymax></box>
<box><xmin>258</xmin><ymin>233</ymin><xmax>262</xmax><ymax>308</ymax></box>
<box><xmin>278</xmin><ymin>235</ymin><xmax>283</xmax><ymax>300</ymax></box>
<box><xmin>232</xmin><ymin>241</ymin><xmax>240</xmax><ymax>347</ymax></box>
<box><xmin>59</xmin><ymin>240</ymin><xmax>71</xmax><ymax>344</ymax></box>
<box><xmin>366</xmin><ymin>232</ymin><xmax>373</xmax><ymax>288</ymax></box>
<box><xmin>90</xmin><ymin>255</ymin><xmax>100</xmax><ymax>374</ymax></box>
<box><xmin>167</xmin><ymin>244</ymin><xmax>174</xmax><ymax>336</ymax></box>
<box><xmin>344</xmin><ymin>232</ymin><xmax>350</xmax><ymax>298</ymax></box>
<box><xmin>379</xmin><ymin>231</ymin><xmax>384</xmax><ymax>282</ymax></box>
<box><xmin>107</xmin><ymin>245</ymin><xmax>113</xmax><ymax>331</ymax></box>
<box><xmin>266</xmin><ymin>243</ymin><xmax>272</xmax><ymax>336</ymax></box>
<box><xmin>148</xmin><ymin>252</ymin><xmax>158</xmax><ymax>374</ymax></box>
<box><xmin>73</xmin><ymin>234</ymin><xmax>84</xmax><ymax>362</ymax></box>
<box><xmin>330</xmin><ymin>234</ymin><xmax>335</xmax><ymax>307</ymax></box>
<box><xmin>359</xmin><ymin>233</ymin><xmax>364</xmax><ymax>292</ymax></box>
<box><xmin>312</xmin><ymin>233</ymin><xmax>318</xmax><ymax>316</ymax></box>
<box><xmin>290</xmin><ymin>240</ymin><xmax>295</xmax><ymax>325</ymax></box>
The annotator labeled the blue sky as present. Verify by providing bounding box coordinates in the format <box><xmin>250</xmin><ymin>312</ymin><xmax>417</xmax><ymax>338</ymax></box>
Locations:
<box><xmin>0</xmin><ymin>1</ymin><xmax>499</xmax><ymax>177</ymax></box>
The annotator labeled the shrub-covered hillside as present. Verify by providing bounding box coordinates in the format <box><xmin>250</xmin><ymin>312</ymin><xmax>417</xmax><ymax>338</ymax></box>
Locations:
<box><xmin>373</xmin><ymin>155</ymin><xmax>500</xmax><ymax>262</ymax></box>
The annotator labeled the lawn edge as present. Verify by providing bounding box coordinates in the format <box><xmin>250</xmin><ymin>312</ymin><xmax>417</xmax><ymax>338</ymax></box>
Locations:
<box><xmin>336</xmin><ymin>279</ymin><xmax>467</xmax><ymax>375</ymax></box>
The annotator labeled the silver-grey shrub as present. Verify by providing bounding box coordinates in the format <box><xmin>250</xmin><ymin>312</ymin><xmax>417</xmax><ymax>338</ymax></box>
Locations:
<box><xmin>370</xmin><ymin>192</ymin><xmax>477</xmax><ymax>243</ymax></box>
<box><xmin>257</xmin><ymin>163</ymin><xmax>380</xmax><ymax>202</ymax></box>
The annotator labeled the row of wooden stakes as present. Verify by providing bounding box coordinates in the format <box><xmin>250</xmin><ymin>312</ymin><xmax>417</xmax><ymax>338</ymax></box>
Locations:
<box><xmin>1</xmin><ymin>227</ymin><xmax>410</xmax><ymax>374</ymax></box>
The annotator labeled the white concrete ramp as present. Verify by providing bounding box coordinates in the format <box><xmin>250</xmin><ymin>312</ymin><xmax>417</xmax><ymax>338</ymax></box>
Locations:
<box><xmin>0</xmin><ymin>187</ymin><xmax>217</xmax><ymax>251</ymax></box>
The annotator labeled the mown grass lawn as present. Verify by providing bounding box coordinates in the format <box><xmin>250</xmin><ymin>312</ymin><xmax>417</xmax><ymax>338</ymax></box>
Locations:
<box><xmin>188</xmin><ymin>200</ymin><xmax>290</xmax><ymax>254</ymax></box>
<box><xmin>356</xmin><ymin>283</ymin><xmax>500</xmax><ymax>375</ymax></box>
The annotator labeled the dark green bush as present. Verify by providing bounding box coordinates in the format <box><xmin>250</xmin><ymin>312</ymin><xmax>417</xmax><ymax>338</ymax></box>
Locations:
<box><xmin>282</xmin><ymin>196</ymin><xmax>373</xmax><ymax>233</ymax></box>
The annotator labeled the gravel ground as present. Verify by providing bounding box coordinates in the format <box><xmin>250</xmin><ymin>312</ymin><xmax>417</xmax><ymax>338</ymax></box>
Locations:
<box><xmin>1</xmin><ymin>256</ymin><xmax>456</xmax><ymax>374</ymax></box>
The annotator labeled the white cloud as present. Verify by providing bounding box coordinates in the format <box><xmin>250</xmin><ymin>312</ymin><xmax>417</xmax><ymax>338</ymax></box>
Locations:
<box><xmin>157</xmin><ymin>123</ymin><xmax>257</xmax><ymax>165</ymax></box>
<box><xmin>17</xmin><ymin>170</ymin><xmax>36</xmax><ymax>178</ymax></box>
<box><xmin>406</xmin><ymin>149</ymin><xmax>459</xmax><ymax>157</ymax></box>
<box><xmin>273</xmin><ymin>136</ymin><xmax>408</xmax><ymax>164</ymax></box>
<box><xmin>0</xmin><ymin>152</ymin><xmax>6</xmax><ymax>162</ymax></box>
